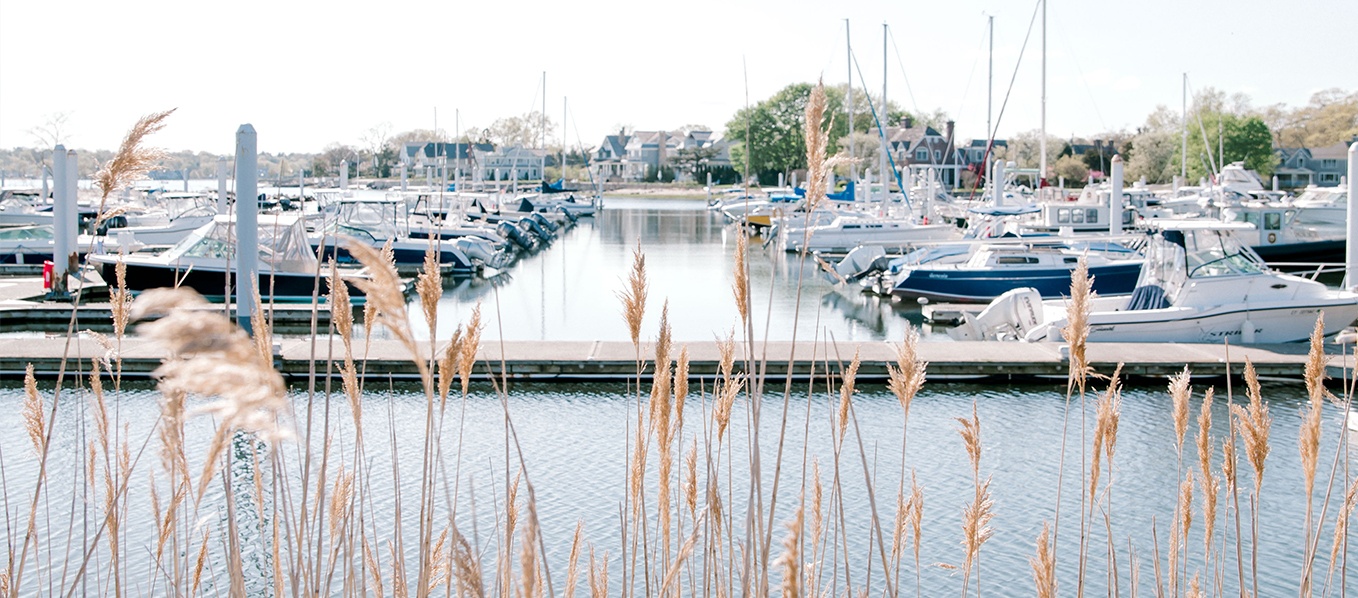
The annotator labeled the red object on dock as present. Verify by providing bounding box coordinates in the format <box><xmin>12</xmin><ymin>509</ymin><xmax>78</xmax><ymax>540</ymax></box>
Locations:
<box><xmin>42</xmin><ymin>261</ymin><xmax>53</xmax><ymax>290</ymax></box>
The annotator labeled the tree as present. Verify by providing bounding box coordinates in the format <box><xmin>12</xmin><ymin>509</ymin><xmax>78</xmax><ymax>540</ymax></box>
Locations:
<box><xmin>360</xmin><ymin>122</ymin><xmax>393</xmax><ymax>177</ymax></box>
<box><xmin>1004</xmin><ymin>130</ymin><xmax>1065</xmax><ymax>174</ymax></box>
<box><xmin>670</xmin><ymin>144</ymin><xmax>719</xmax><ymax>181</ymax></box>
<box><xmin>1052</xmin><ymin>155</ymin><xmax>1089</xmax><ymax>186</ymax></box>
<box><xmin>1269</xmin><ymin>88</ymin><xmax>1358</xmax><ymax>148</ymax></box>
<box><xmin>1127</xmin><ymin>129</ymin><xmax>1178</xmax><ymax>184</ymax></box>
<box><xmin>487</xmin><ymin>112</ymin><xmax>556</xmax><ymax>148</ymax></box>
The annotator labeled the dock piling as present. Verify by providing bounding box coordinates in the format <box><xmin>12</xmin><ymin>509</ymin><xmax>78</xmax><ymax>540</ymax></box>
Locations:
<box><xmin>1110</xmin><ymin>154</ymin><xmax>1124</xmax><ymax>236</ymax></box>
<box><xmin>235</xmin><ymin>125</ymin><xmax>259</xmax><ymax>333</ymax></box>
<box><xmin>50</xmin><ymin>146</ymin><xmax>69</xmax><ymax>297</ymax></box>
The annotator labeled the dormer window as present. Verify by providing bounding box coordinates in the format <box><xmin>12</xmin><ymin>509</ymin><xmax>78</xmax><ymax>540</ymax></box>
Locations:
<box><xmin>916</xmin><ymin>149</ymin><xmax>928</xmax><ymax>161</ymax></box>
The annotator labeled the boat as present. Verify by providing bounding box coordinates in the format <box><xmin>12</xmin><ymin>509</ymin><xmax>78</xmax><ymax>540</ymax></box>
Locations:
<box><xmin>882</xmin><ymin>242</ymin><xmax>1144</xmax><ymax>303</ymax></box>
<box><xmin>949</xmin><ymin>220</ymin><xmax>1358</xmax><ymax>343</ymax></box>
<box><xmin>311</xmin><ymin>197</ymin><xmax>510</xmax><ymax>275</ymax></box>
<box><xmin>89</xmin><ymin>214</ymin><xmax>385</xmax><ymax>303</ymax></box>
<box><xmin>783</xmin><ymin>213</ymin><xmax>961</xmax><ymax>253</ymax></box>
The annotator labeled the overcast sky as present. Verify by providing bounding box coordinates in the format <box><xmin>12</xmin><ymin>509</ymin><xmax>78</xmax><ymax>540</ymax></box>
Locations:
<box><xmin>2</xmin><ymin>0</ymin><xmax>1355</xmax><ymax>154</ymax></box>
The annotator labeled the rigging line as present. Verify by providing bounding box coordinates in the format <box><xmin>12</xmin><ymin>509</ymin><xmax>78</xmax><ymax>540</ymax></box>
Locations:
<box><xmin>948</xmin><ymin>20</ymin><xmax>990</xmax><ymax>136</ymax></box>
<box><xmin>1050</xmin><ymin>9</ymin><xmax>1108</xmax><ymax>133</ymax></box>
<box><xmin>1184</xmin><ymin>76</ymin><xmax>1220</xmax><ymax>178</ymax></box>
<box><xmin>848</xmin><ymin>47</ymin><xmax>911</xmax><ymax>208</ymax></box>
<box><xmin>965</xmin><ymin>0</ymin><xmax>1042</xmax><ymax>199</ymax></box>
<box><xmin>887</xmin><ymin>28</ymin><xmax>920</xmax><ymax>116</ymax></box>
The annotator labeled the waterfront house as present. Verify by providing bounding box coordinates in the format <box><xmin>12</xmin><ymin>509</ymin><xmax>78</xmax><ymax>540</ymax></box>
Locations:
<box><xmin>1274</xmin><ymin>138</ymin><xmax>1354</xmax><ymax>188</ymax></box>
<box><xmin>403</xmin><ymin>142</ymin><xmax>495</xmax><ymax>181</ymax></box>
<box><xmin>472</xmin><ymin>145</ymin><xmax>549</xmax><ymax>181</ymax></box>
<box><xmin>873</xmin><ymin>117</ymin><xmax>963</xmax><ymax>188</ymax></box>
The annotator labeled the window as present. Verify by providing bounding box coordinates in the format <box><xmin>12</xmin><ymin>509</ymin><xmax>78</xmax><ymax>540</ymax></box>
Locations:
<box><xmin>1320</xmin><ymin>173</ymin><xmax>1339</xmax><ymax>183</ymax></box>
<box><xmin>1057</xmin><ymin>208</ymin><xmax>1070</xmax><ymax>223</ymax></box>
<box><xmin>1086</xmin><ymin>209</ymin><xmax>1099</xmax><ymax>223</ymax></box>
<box><xmin>996</xmin><ymin>256</ymin><xmax>1038</xmax><ymax>265</ymax></box>
<box><xmin>1322</xmin><ymin>159</ymin><xmax>1338</xmax><ymax>168</ymax></box>
<box><xmin>934</xmin><ymin>150</ymin><xmax>941</xmax><ymax>161</ymax></box>
<box><xmin>915</xmin><ymin>149</ymin><xmax>928</xmax><ymax>161</ymax></box>
<box><xmin>1264</xmin><ymin>212</ymin><xmax>1282</xmax><ymax>230</ymax></box>
<box><xmin>1072</xmin><ymin>209</ymin><xmax>1085</xmax><ymax>224</ymax></box>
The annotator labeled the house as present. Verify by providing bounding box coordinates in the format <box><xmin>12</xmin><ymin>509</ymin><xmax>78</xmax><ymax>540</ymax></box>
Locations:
<box><xmin>873</xmin><ymin>117</ymin><xmax>963</xmax><ymax>188</ymax></box>
<box><xmin>471</xmin><ymin>145</ymin><xmax>549</xmax><ymax>181</ymax></box>
<box><xmin>962</xmin><ymin>139</ymin><xmax>1007</xmax><ymax>167</ymax></box>
<box><xmin>402</xmin><ymin>141</ymin><xmax>495</xmax><ymax>180</ymax></box>
<box><xmin>1275</xmin><ymin>138</ymin><xmax>1354</xmax><ymax>188</ymax></box>
<box><xmin>593</xmin><ymin>131</ymin><xmax>631</xmax><ymax>181</ymax></box>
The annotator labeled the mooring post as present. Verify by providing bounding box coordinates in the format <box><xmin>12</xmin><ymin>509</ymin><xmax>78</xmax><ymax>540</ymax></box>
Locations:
<box><xmin>236</xmin><ymin>125</ymin><xmax>259</xmax><ymax>333</ymax></box>
<box><xmin>400</xmin><ymin>161</ymin><xmax>408</xmax><ymax>192</ymax></box>
<box><xmin>339</xmin><ymin>160</ymin><xmax>348</xmax><ymax>190</ymax></box>
<box><xmin>1346</xmin><ymin>142</ymin><xmax>1358</xmax><ymax>289</ymax></box>
<box><xmin>992</xmin><ymin>158</ymin><xmax>1006</xmax><ymax>207</ymax></box>
<box><xmin>50</xmin><ymin>146</ymin><xmax>69</xmax><ymax>297</ymax></box>
<box><xmin>216</xmin><ymin>157</ymin><xmax>229</xmax><ymax>214</ymax></box>
<box><xmin>1110</xmin><ymin>154</ymin><xmax>1124</xmax><ymax>236</ymax></box>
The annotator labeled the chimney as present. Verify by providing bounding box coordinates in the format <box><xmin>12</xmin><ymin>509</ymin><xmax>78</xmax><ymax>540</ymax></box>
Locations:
<box><xmin>945</xmin><ymin>120</ymin><xmax>956</xmax><ymax>156</ymax></box>
<box><xmin>903</xmin><ymin>115</ymin><xmax>913</xmax><ymax>129</ymax></box>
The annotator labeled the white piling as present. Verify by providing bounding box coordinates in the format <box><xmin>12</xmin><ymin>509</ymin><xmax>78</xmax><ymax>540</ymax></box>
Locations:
<box><xmin>1110</xmin><ymin>154</ymin><xmax>1124</xmax><ymax>236</ymax></box>
<box><xmin>1346</xmin><ymin>142</ymin><xmax>1358</xmax><ymax>289</ymax></box>
<box><xmin>400</xmin><ymin>161</ymin><xmax>408</xmax><ymax>192</ymax></box>
<box><xmin>992</xmin><ymin>158</ymin><xmax>1005</xmax><ymax>206</ymax></box>
<box><xmin>339</xmin><ymin>160</ymin><xmax>348</xmax><ymax>190</ymax></box>
<box><xmin>183</xmin><ymin>168</ymin><xmax>189</xmax><ymax>192</ymax></box>
<box><xmin>235</xmin><ymin>125</ymin><xmax>259</xmax><ymax>332</ymax></box>
<box><xmin>50</xmin><ymin>146</ymin><xmax>69</xmax><ymax>295</ymax></box>
<box><xmin>926</xmin><ymin>167</ymin><xmax>938</xmax><ymax>223</ymax></box>
<box><xmin>1272</xmin><ymin>175</ymin><xmax>1279</xmax><ymax>192</ymax></box>
<box><xmin>706</xmin><ymin>171</ymin><xmax>712</xmax><ymax>203</ymax></box>
<box><xmin>778</xmin><ymin>172</ymin><xmax>785</xmax><ymax>189</ymax></box>
<box><xmin>297</xmin><ymin>166</ymin><xmax>304</xmax><ymax>199</ymax></box>
<box><xmin>216</xmin><ymin>157</ymin><xmax>229</xmax><ymax>214</ymax></box>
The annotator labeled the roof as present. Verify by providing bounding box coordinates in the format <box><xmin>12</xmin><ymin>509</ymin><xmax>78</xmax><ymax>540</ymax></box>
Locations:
<box><xmin>1309</xmin><ymin>142</ymin><xmax>1352</xmax><ymax>160</ymax></box>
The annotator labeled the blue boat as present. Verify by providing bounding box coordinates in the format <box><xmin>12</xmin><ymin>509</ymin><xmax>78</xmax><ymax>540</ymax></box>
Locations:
<box><xmin>887</xmin><ymin>243</ymin><xmax>1144</xmax><ymax>303</ymax></box>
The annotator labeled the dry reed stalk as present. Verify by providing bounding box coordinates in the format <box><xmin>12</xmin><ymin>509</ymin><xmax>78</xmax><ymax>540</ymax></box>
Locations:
<box><xmin>837</xmin><ymin>351</ymin><xmax>861</xmax><ymax>444</ymax></box>
<box><xmin>589</xmin><ymin>547</ymin><xmax>609</xmax><ymax>598</ymax></box>
<box><xmin>417</xmin><ymin>243</ymin><xmax>442</xmax><ymax>339</ymax></box>
<box><xmin>94</xmin><ymin>109</ymin><xmax>174</xmax><ymax>211</ymax></box>
<box><xmin>802</xmin><ymin>80</ymin><xmax>832</xmax><ymax>212</ymax></box>
<box><xmin>346</xmin><ymin>241</ymin><xmax>427</xmax><ymax>380</ymax></box>
<box><xmin>190</xmin><ymin>527</ymin><xmax>210</xmax><ymax>595</ymax></box>
<box><xmin>1187</xmin><ymin>572</ymin><xmax>1203</xmax><ymax>598</ymax></box>
<box><xmin>110</xmin><ymin>259</ymin><xmax>132</xmax><ymax>340</ymax></box>
<box><xmin>451</xmin><ymin>530</ymin><xmax>484</xmax><ymax>598</ymax></box>
<box><xmin>674</xmin><ymin>347</ymin><xmax>689</xmax><ymax>428</ymax></box>
<box><xmin>1030</xmin><ymin>522</ymin><xmax>1056</xmax><ymax>598</ymax></box>
<box><xmin>565</xmin><ymin>521</ymin><xmax>584</xmax><ymax>598</ymax></box>
<box><xmin>1196</xmin><ymin>388</ymin><xmax>1220</xmax><ymax>557</ymax></box>
<box><xmin>1170</xmin><ymin>471</ymin><xmax>1194</xmax><ymax>597</ymax></box>
<box><xmin>520</xmin><ymin>500</ymin><xmax>540</xmax><ymax>598</ymax></box>
<box><xmin>620</xmin><ymin>242</ymin><xmax>648</xmax><ymax>348</ymax></box>
<box><xmin>458</xmin><ymin>304</ymin><xmax>482</xmax><ymax>398</ymax></box>
<box><xmin>365</xmin><ymin>538</ymin><xmax>386</xmax><ymax>598</ymax></box>
<box><xmin>957</xmin><ymin>403</ymin><xmax>983</xmax><ymax>476</ymax></box>
<box><xmin>133</xmin><ymin>288</ymin><xmax>292</xmax><ymax>500</ymax></box>
<box><xmin>1062</xmin><ymin>257</ymin><xmax>1093</xmax><ymax>393</ymax></box>
<box><xmin>778</xmin><ymin>505</ymin><xmax>804</xmax><ymax>598</ymax></box>
<box><xmin>1090</xmin><ymin>364</ymin><xmax>1123</xmax><ymax>503</ymax></box>
<box><xmin>1329</xmin><ymin>477</ymin><xmax>1358</xmax><ymax>579</ymax></box>
<box><xmin>907</xmin><ymin>471</ymin><xmax>923</xmax><ymax>577</ymax></box>
<box><xmin>684</xmin><ymin>439</ymin><xmax>699</xmax><ymax>521</ymax></box>
<box><xmin>714</xmin><ymin>375</ymin><xmax>742</xmax><ymax>443</ymax></box>
<box><xmin>888</xmin><ymin>326</ymin><xmax>926</xmax><ymax>417</ymax></box>
<box><xmin>423</xmin><ymin>527</ymin><xmax>450</xmax><ymax>596</ymax></box>
<box><xmin>390</xmin><ymin>540</ymin><xmax>409</xmax><ymax>598</ymax></box>
<box><xmin>1232</xmin><ymin>358</ymin><xmax>1271</xmax><ymax>494</ymax></box>
<box><xmin>328</xmin><ymin>468</ymin><xmax>354</xmax><ymax>539</ymax></box>
<box><xmin>1169</xmin><ymin>367</ymin><xmax>1193</xmax><ymax>454</ymax></box>
<box><xmin>732</xmin><ymin>232</ymin><xmax>749</xmax><ymax>324</ymax></box>
<box><xmin>437</xmin><ymin>326</ymin><xmax>465</xmax><ymax>405</ymax></box>
<box><xmin>22</xmin><ymin>364</ymin><xmax>44</xmax><ymax>454</ymax></box>
<box><xmin>961</xmin><ymin>478</ymin><xmax>995</xmax><ymax>589</ymax></box>
<box><xmin>892</xmin><ymin>489</ymin><xmax>907</xmax><ymax>565</ymax></box>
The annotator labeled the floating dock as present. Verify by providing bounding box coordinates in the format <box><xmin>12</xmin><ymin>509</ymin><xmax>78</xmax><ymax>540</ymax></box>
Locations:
<box><xmin>1</xmin><ymin>337</ymin><xmax>1349</xmax><ymax>383</ymax></box>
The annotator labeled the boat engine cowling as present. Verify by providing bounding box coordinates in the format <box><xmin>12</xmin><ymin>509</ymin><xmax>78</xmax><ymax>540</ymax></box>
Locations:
<box><xmin>949</xmin><ymin>287</ymin><xmax>1045</xmax><ymax>341</ymax></box>
<box><xmin>497</xmin><ymin>220</ymin><xmax>535</xmax><ymax>250</ymax></box>
<box><xmin>530</xmin><ymin>212</ymin><xmax>559</xmax><ymax>232</ymax></box>
<box><xmin>520</xmin><ymin>217</ymin><xmax>554</xmax><ymax>242</ymax></box>
<box><xmin>830</xmin><ymin>245</ymin><xmax>888</xmax><ymax>283</ymax></box>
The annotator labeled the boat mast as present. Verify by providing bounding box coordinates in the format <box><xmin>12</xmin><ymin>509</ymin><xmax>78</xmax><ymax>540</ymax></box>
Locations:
<box><xmin>542</xmin><ymin>71</ymin><xmax>547</xmax><ymax>185</ymax></box>
<box><xmin>1039</xmin><ymin>0</ymin><xmax>1047</xmax><ymax>188</ymax></box>
<box><xmin>881</xmin><ymin>21</ymin><xmax>889</xmax><ymax>202</ymax></box>
<box><xmin>1181</xmin><ymin>73</ymin><xmax>1188</xmax><ymax>181</ymax></box>
<box><xmin>987</xmin><ymin>15</ymin><xmax>994</xmax><ymax>143</ymax></box>
<box><xmin>846</xmin><ymin>19</ymin><xmax>854</xmax><ymax>182</ymax></box>
<box><xmin>562</xmin><ymin>97</ymin><xmax>568</xmax><ymax>183</ymax></box>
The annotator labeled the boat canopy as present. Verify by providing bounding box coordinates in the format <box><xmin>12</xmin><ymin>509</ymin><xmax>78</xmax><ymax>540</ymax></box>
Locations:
<box><xmin>164</xmin><ymin>214</ymin><xmax>318</xmax><ymax>272</ymax></box>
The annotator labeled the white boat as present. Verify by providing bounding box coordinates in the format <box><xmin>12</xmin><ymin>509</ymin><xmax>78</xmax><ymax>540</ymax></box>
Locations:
<box><xmin>783</xmin><ymin>215</ymin><xmax>961</xmax><ymax>253</ymax></box>
<box><xmin>950</xmin><ymin>220</ymin><xmax>1358</xmax><ymax>343</ymax></box>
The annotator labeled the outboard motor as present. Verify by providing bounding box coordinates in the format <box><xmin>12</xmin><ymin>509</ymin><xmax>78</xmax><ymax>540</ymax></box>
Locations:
<box><xmin>497</xmin><ymin>220</ymin><xmax>535</xmax><ymax>250</ymax></box>
<box><xmin>457</xmin><ymin>237</ymin><xmax>514</xmax><ymax>271</ymax></box>
<box><xmin>948</xmin><ymin>287</ymin><xmax>1045</xmax><ymax>341</ymax></box>
<box><xmin>830</xmin><ymin>245</ymin><xmax>889</xmax><ymax>283</ymax></box>
<box><xmin>530</xmin><ymin>212</ymin><xmax>559</xmax><ymax>233</ymax></box>
<box><xmin>556</xmin><ymin>205</ymin><xmax>579</xmax><ymax>223</ymax></box>
<box><xmin>520</xmin><ymin>217</ymin><xmax>555</xmax><ymax>243</ymax></box>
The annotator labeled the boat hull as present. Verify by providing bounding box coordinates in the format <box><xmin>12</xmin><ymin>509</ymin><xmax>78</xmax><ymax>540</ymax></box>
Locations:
<box><xmin>1032</xmin><ymin>301</ymin><xmax>1358</xmax><ymax>344</ymax></box>
<box><xmin>104</xmin><ymin>260</ymin><xmax>368</xmax><ymax>303</ymax></box>
<box><xmin>892</xmin><ymin>261</ymin><xmax>1143</xmax><ymax>303</ymax></box>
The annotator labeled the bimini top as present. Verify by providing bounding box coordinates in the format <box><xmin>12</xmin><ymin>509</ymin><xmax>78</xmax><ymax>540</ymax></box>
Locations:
<box><xmin>1144</xmin><ymin>219</ymin><xmax>1257</xmax><ymax>232</ymax></box>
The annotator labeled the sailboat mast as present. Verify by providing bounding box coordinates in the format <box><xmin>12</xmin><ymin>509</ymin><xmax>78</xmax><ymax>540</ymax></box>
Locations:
<box><xmin>562</xmin><ymin>97</ymin><xmax>567</xmax><ymax>183</ymax></box>
<box><xmin>881</xmin><ymin>21</ymin><xmax>889</xmax><ymax>201</ymax></box>
<box><xmin>542</xmin><ymin>71</ymin><xmax>547</xmax><ymax>183</ymax></box>
<box><xmin>1182</xmin><ymin>73</ymin><xmax>1188</xmax><ymax>180</ymax></box>
<box><xmin>987</xmin><ymin>15</ymin><xmax>994</xmax><ymax>142</ymax></box>
<box><xmin>1039</xmin><ymin>0</ymin><xmax>1047</xmax><ymax>187</ymax></box>
<box><xmin>846</xmin><ymin>19</ymin><xmax>855</xmax><ymax>181</ymax></box>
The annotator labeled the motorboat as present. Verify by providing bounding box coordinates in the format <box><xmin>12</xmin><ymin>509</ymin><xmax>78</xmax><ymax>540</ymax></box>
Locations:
<box><xmin>882</xmin><ymin>242</ymin><xmax>1143</xmax><ymax>303</ymax></box>
<box><xmin>311</xmin><ymin>197</ymin><xmax>511</xmax><ymax>275</ymax></box>
<box><xmin>88</xmin><ymin>214</ymin><xmax>384</xmax><ymax>303</ymax></box>
<box><xmin>783</xmin><ymin>214</ymin><xmax>961</xmax><ymax>253</ymax></box>
<box><xmin>949</xmin><ymin>220</ymin><xmax>1358</xmax><ymax>343</ymax></box>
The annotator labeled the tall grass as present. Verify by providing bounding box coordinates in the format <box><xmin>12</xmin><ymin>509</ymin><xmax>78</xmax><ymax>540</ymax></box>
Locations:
<box><xmin>3</xmin><ymin>106</ymin><xmax>1358</xmax><ymax>598</ymax></box>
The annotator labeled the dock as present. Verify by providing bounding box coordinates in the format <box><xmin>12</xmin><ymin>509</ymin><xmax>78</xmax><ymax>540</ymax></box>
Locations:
<box><xmin>1</xmin><ymin>337</ymin><xmax>1349</xmax><ymax>384</ymax></box>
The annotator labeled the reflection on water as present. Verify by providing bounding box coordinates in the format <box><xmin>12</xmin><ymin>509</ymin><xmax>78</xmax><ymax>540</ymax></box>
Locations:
<box><xmin>1</xmin><ymin>380</ymin><xmax>1351</xmax><ymax>596</ymax></box>
<box><xmin>411</xmin><ymin>197</ymin><xmax>928</xmax><ymax>342</ymax></box>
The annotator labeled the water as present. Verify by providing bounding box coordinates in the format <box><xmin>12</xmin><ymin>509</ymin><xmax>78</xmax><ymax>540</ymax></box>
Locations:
<box><xmin>415</xmin><ymin>197</ymin><xmax>930</xmax><ymax>343</ymax></box>
<box><xmin>2</xmin><ymin>377</ymin><xmax>1354</xmax><ymax>595</ymax></box>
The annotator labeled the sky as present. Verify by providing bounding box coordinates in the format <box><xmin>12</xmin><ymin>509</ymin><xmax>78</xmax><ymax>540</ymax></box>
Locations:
<box><xmin>1</xmin><ymin>0</ymin><xmax>1355</xmax><ymax>155</ymax></box>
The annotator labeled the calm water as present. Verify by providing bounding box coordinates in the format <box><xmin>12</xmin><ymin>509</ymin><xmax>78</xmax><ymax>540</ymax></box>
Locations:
<box><xmin>413</xmin><ymin>196</ymin><xmax>930</xmax><ymax>343</ymax></box>
<box><xmin>2</xmin><ymin>378</ymin><xmax>1355</xmax><ymax>595</ymax></box>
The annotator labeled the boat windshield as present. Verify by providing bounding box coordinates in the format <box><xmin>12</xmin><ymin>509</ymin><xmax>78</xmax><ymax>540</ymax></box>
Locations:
<box><xmin>333</xmin><ymin>201</ymin><xmax>403</xmax><ymax>241</ymax></box>
<box><xmin>168</xmin><ymin>217</ymin><xmax>318</xmax><ymax>271</ymax></box>
<box><xmin>1182</xmin><ymin>229</ymin><xmax>1266</xmax><ymax>278</ymax></box>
